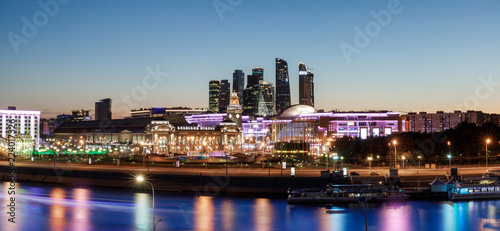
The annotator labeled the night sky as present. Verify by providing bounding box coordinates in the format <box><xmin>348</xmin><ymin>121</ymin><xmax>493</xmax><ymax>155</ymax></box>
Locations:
<box><xmin>1</xmin><ymin>0</ymin><xmax>500</xmax><ymax>118</ymax></box>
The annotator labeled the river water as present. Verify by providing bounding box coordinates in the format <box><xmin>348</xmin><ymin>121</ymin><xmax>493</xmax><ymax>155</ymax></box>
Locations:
<box><xmin>0</xmin><ymin>182</ymin><xmax>499</xmax><ymax>231</ymax></box>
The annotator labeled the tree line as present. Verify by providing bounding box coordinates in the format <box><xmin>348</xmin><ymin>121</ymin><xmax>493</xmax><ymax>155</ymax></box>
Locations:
<box><xmin>330</xmin><ymin>122</ymin><xmax>499</xmax><ymax>165</ymax></box>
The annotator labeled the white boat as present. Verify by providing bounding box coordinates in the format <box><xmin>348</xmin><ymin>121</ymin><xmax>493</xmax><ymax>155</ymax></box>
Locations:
<box><xmin>448</xmin><ymin>176</ymin><xmax>500</xmax><ymax>200</ymax></box>
<box><xmin>448</xmin><ymin>184</ymin><xmax>500</xmax><ymax>200</ymax></box>
<box><xmin>288</xmin><ymin>184</ymin><xmax>407</xmax><ymax>203</ymax></box>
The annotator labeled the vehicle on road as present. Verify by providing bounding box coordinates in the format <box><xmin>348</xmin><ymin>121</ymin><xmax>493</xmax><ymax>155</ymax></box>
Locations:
<box><xmin>369</xmin><ymin>172</ymin><xmax>380</xmax><ymax>176</ymax></box>
<box><xmin>349</xmin><ymin>172</ymin><xmax>360</xmax><ymax>176</ymax></box>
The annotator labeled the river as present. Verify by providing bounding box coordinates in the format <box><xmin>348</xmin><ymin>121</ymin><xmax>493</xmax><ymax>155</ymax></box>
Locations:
<box><xmin>0</xmin><ymin>182</ymin><xmax>499</xmax><ymax>231</ymax></box>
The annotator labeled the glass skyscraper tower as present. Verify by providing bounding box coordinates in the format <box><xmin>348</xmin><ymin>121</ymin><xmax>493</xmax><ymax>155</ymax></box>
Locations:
<box><xmin>299</xmin><ymin>62</ymin><xmax>314</xmax><ymax>106</ymax></box>
<box><xmin>232</xmin><ymin>70</ymin><xmax>244</xmax><ymax>100</ymax></box>
<box><xmin>275</xmin><ymin>58</ymin><xmax>291</xmax><ymax>113</ymax></box>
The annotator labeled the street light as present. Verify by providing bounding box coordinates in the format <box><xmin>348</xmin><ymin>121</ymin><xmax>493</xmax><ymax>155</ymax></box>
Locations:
<box><xmin>486</xmin><ymin>139</ymin><xmax>491</xmax><ymax>167</ymax></box>
<box><xmin>137</xmin><ymin>176</ymin><xmax>162</xmax><ymax>231</ymax></box>
<box><xmin>333</xmin><ymin>155</ymin><xmax>339</xmax><ymax>170</ymax></box>
<box><xmin>418</xmin><ymin>155</ymin><xmax>422</xmax><ymax>168</ymax></box>
<box><xmin>393</xmin><ymin>140</ymin><xmax>397</xmax><ymax>169</ymax></box>
<box><xmin>367</xmin><ymin>156</ymin><xmax>373</xmax><ymax>169</ymax></box>
<box><xmin>141</xmin><ymin>142</ymin><xmax>145</xmax><ymax>169</ymax></box>
<box><xmin>402</xmin><ymin>156</ymin><xmax>405</xmax><ymax>168</ymax></box>
<box><xmin>447</xmin><ymin>154</ymin><xmax>452</xmax><ymax>167</ymax></box>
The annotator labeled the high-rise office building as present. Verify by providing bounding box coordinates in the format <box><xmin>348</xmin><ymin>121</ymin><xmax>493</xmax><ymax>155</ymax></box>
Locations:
<box><xmin>95</xmin><ymin>98</ymin><xmax>112</xmax><ymax>120</ymax></box>
<box><xmin>209</xmin><ymin>80</ymin><xmax>220</xmax><ymax>112</ymax></box>
<box><xmin>219</xmin><ymin>79</ymin><xmax>231</xmax><ymax>112</ymax></box>
<box><xmin>243</xmin><ymin>80</ymin><xmax>275</xmax><ymax>116</ymax></box>
<box><xmin>247</xmin><ymin>67</ymin><xmax>264</xmax><ymax>88</ymax></box>
<box><xmin>275</xmin><ymin>58</ymin><xmax>291</xmax><ymax>113</ymax></box>
<box><xmin>232</xmin><ymin>70</ymin><xmax>244</xmax><ymax>99</ymax></box>
<box><xmin>299</xmin><ymin>62</ymin><xmax>314</xmax><ymax>106</ymax></box>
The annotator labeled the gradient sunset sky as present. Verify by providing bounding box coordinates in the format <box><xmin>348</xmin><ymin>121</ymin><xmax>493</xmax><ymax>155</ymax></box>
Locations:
<box><xmin>1</xmin><ymin>0</ymin><xmax>500</xmax><ymax>118</ymax></box>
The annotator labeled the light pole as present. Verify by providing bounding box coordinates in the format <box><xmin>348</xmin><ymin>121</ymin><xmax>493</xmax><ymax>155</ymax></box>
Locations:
<box><xmin>326</xmin><ymin>153</ymin><xmax>329</xmax><ymax>170</ymax></box>
<box><xmin>418</xmin><ymin>155</ymin><xmax>421</xmax><ymax>168</ymax></box>
<box><xmin>367</xmin><ymin>156</ymin><xmax>373</xmax><ymax>169</ymax></box>
<box><xmin>393</xmin><ymin>140</ymin><xmax>397</xmax><ymax>169</ymax></box>
<box><xmin>486</xmin><ymin>139</ymin><xmax>491</xmax><ymax>167</ymax></box>
<box><xmin>333</xmin><ymin>155</ymin><xmax>339</xmax><ymax>170</ymax></box>
<box><xmin>359</xmin><ymin>197</ymin><xmax>368</xmax><ymax>231</ymax></box>
<box><xmin>137</xmin><ymin>176</ymin><xmax>162</xmax><ymax>231</ymax></box>
<box><xmin>141</xmin><ymin>142</ymin><xmax>145</xmax><ymax>169</ymax></box>
<box><xmin>203</xmin><ymin>141</ymin><xmax>208</xmax><ymax>168</ymax></box>
<box><xmin>447</xmin><ymin>154</ymin><xmax>452</xmax><ymax>167</ymax></box>
<box><xmin>402</xmin><ymin>156</ymin><xmax>405</xmax><ymax>168</ymax></box>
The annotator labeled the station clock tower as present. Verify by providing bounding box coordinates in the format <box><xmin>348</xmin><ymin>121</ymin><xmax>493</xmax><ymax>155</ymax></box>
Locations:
<box><xmin>226</xmin><ymin>92</ymin><xmax>243</xmax><ymax>127</ymax></box>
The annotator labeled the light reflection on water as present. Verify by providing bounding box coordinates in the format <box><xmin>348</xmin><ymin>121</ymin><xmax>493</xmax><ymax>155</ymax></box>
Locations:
<box><xmin>49</xmin><ymin>187</ymin><xmax>66</xmax><ymax>231</ymax></box>
<box><xmin>1</xmin><ymin>182</ymin><xmax>500</xmax><ymax>231</ymax></box>
<box><xmin>253</xmin><ymin>198</ymin><xmax>273</xmax><ymax>231</ymax></box>
<box><xmin>194</xmin><ymin>196</ymin><xmax>215</xmax><ymax>231</ymax></box>
<box><xmin>381</xmin><ymin>203</ymin><xmax>410</xmax><ymax>231</ymax></box>
<box><xmin>71</xmin><ymin>188</ymin><xmax>91</xmax><ymax>231</ymax></box>
<box><xmin>221</xmin><ymin>199</ymin><xmax>235</xmax><ymax>231</ymax></box>
<box><xmin>134</xmin><ymin>193</ymin><xmax>150</xmax><ymax>231</ymax></box>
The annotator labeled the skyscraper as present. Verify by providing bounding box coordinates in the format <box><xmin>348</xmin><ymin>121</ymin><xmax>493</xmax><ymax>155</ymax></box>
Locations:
<box><xmin>247</xmin><ymin>67</ymin><xmax>264</xmax><ymax>88</ymax></box>
<box><xmin>209</xmin><ymin>80</ymin><xmax>220</xmax><ymax>112</ymax></box>
<box><xmin>219</xmin><ymin>79</ymin><xmax>231</xmax><ymax>112</ymax></box>
<box><xmin>275</xmin><ymin>58</ymin><xmax>291</xmax><ymax>113</ymax></box>
<box><xmin>95</xmin><ymin>98</ymin><xmax>112</xmax><ymax>120</ymax></box>
<box><xmin>232</xmin><ymin>70</ymin><xmax>244</xmax><ymax>99</ymax></box>
<box><xmin>243</xmin><ymin>80</ymin><xmax>275</xmax><ymax>116</ymax></box>
<box><xmin>299</xmin><ymin>62</ymin><xmax>314</xmax><ymax>106</ymax></box>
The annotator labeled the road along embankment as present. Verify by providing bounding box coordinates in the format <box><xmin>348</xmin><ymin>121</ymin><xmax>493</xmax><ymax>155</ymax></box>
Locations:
<box><xmin>0</xmin><ymin>166</ymin><xmax>351</xmax><ymax>195</ymax></box>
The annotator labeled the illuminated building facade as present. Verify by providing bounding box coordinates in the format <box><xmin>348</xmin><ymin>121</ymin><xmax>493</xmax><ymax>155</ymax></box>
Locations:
<box><xmin>275</xmin><ymin>58</ymin><xmax>291</xmax><ymax>113</ymax></box>
<box><xmin>406</xmin><ymin>110</ymin><xmax>499</xmax><ymax>133</ymax></box>
<box><xmin>146</xmin><ymin>94</ymin><xmax>243</xmax><ymax>155</ymax></box>
<box><xmin>184</xmin><ymin>104</ymin><xmax>407</xmax><ymax>159</ymax></box>
<box><xmin>209</xmin><ymin>80</ymin><xmax>220</xmax><ymax>112</ymax></box>
<box><xmin>272</xmin><ymin>118</ymin><xmax>319</xmax><ymax>159</ymax></box>
<box><xmin>298</xmin><ymin>62</ymin><xmax>314</xmax><ymax>106</ymax></box>
<box><xmin>226</xmin><ymin>92</ymin><xmax>243</xmax><ymax>127</ymax></box>
<box><xmin>130</xmin><ymin>107</ymin><xmax>206</xmax><ymax>118</ymax></box>
<box><xmin>54</xmin><ymin>118</ymin><xmax>155</xmax><ymax>146</ymax></box>
<box><xmin>0</xmin><ymin>108</ymin><xmax>41</xmax><ymax>154</ymax></box>
<box><xmin>146</xmin><ymin>119</ymin><xmax>242</xmax><ymax>155</ymax></box>
<box><xmin>314</xmin><ymin>112</ymin><xmax>407</xmax><ymax>139</ymax></box>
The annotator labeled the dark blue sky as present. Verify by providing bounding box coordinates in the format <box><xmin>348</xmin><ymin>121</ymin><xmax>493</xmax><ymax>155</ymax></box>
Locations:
<box><xmin>1</xmin><ymin>0</ymin><xmax>500</xmax><ymax>118</ymax></box>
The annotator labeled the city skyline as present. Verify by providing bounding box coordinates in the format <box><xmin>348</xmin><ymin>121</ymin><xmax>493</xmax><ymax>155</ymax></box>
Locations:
<box><xmin>2</xmin><ymin>1</ymin><xmax>500</xmax><ymax>118</ymax></box>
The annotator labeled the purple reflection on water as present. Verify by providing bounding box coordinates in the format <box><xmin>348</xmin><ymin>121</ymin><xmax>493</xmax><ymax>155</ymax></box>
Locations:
<box><xmin>1</xmin><ymin>182</ymin><xmax>500</xmax><ymax>231</ymax></box>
